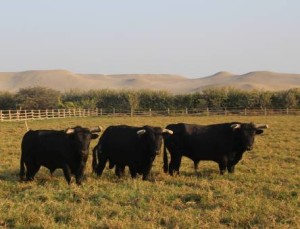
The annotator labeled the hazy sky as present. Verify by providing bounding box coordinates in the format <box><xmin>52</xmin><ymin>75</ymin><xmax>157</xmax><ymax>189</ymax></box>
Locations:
<box><xmin>0</xmin><ymin>0</ymin><xmax>299</xmax><ymax>78</ymax></box>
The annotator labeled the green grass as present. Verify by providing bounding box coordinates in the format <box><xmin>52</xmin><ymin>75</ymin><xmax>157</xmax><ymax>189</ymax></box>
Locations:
<box><xmin>0</xmin><ymin>116</ymin><xmax>299</xmax><ymax>228</ymax></box>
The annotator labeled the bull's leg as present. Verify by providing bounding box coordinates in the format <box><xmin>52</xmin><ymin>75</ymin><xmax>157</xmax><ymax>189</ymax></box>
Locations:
<box><xmin>194</xmin><ymin>160</ymin><xmax>200</xmax><ymax>176</ymax></box>
<box><xmin>142</xmin><ymin>161</ymin><xmax>154</xmax><ymax>181</ymax></box>
<box><xmin>96</xmin><ymin>155</ymin><xmax>108</xmax><ymax>176</ymax></box>
<box><xmin>109</xmin><ymin>160</ymin><xmax>115</xmax><ymax>169</ymax></box>
<box><xmin>129</xmin><ymin>166</ymin><xmax>137</xmax><ymax>179</ymax></box>
<box><xmin>115</xmin><ymin>165</ymin><xmax>125</xmax><ymax>178</ymax></box>
<box><xmin>218</xmin><ymin>163</ymin><xmax>226</xmax><ymax>175</ymax></box>
<box><xmin>50</xmin><ymin>169</ymin><xmax>55</xmax><ymax>178</ymax></box>
<box><xmin>142</xmin><ymin>171</ymin><xmax>150</xmax><ymax>180</ymax></box>
<box><xmin>62</xmin><ymin>165</ymin><xmax>72</xmax><ymax>185</ymax></box>
<box><xmin>26</xmin><ymin>163</ymin><xmax>40</xmax><ymax>181</ymax></box>
<box><xmin>169</xmin><ymin>154</ymin><xmax>182</xmax><ymax>176</ymax></box>
<box><xmin>227</xmin><ymin>165</ymin><xmax>235</xmax><ymax>173</ymax></box>
<box><xmin>75</xmin><ymin>161</ymin><xmax>87</xmax><ymax>185</ymax></box>
<box><xmin>227</xmin><ymin>152</ymin><xmax>243</xmax><ymax>173</ymax></box>
<box><xmin>218</xmin><ymin>156</ymin><xmax>229</xmax><ymax>175</ymax></box>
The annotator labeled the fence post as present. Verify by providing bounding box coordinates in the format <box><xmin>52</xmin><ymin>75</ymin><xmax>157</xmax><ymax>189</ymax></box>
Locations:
<box><xmin>0</xmin><ymin>110</ymin><xmax>3</xmax><ymax>121</ymax></box>
<box><xmin>149</xmin><ymin>108</ymin><xmax>152</xmax><ymax>116</ymax></box>
<box><xmin>24</xmin><ymin>110</ymin><xmax>27</xmax><ymax>120</ymax></box>
<box><xmin>100</xmin><ymin>108</ymin><xmax>103</xmax><ymax>116</ymax></box>
<box><xmin>167</xmin><ymin>108</ymin><xmax>170</xmax><ymax>116</ymax></box>
<box><xmin>16</xmin><ymin>110</ymin><xmax>20</xmax><ymax>120</ymax></box>
<box><xmin>8</xmin><ymin>110</ymin><xmax>12</xmax><ymax>120</ymax></box>
<box><xmin>206</xmin><ymin>107</ymin><xmax>209</xmax><ymax>116</ymax></box>
<box><xmin>264</xmin><ymin>108</ymin><xmax>267</xmax><ymax>116</ymax></box>
<box><xmin>185</xmin><ymin>108</ymin><xmax>188</xmax><ymax>115</ymax></box>
<box><xmin>131</xmin><ymin>108</ymin><xmax>133</xmax><ymax>117</ymax></box>
<box><xmin>113</xmin><ymin>108</ymin><xmax>115</xmax><ymax>116</ymax></box>
<box><xmin>244</xmin><ymin>108</ymin><xmax>247</xmax><ymax>116</ymax></box>
<box><xmin>286</xmin><ymin>108</ymin><xmax>289</xmax><ymax>115</ymax></box>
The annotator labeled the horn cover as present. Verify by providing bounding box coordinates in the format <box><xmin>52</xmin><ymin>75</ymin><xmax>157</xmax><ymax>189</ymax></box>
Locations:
<box><xmin>163</xmin><ymin>129</ymin><xmax>174</xmax><ymax>134</ymax></box>
<box><xmin>90</xmin><ymin>126</ymin><xmax>103</xmax><ymax>132</ymax></box>
<box><xmin>231</xmin><ymin>124</ymin><xmax>241</xmax><ymax>129</ymax></box>
<box><xmin>137</xmin><ymin>129</ymin><xmax>146</xmax><ymax>135</ymax></box>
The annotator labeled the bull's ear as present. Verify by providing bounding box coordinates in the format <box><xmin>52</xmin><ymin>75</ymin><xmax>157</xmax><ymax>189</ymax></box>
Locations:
<box><xmin>256</xmin><ymin>129</ymin><xmax>264</xmax><ymax>135</ymax></box>
<box><xmin>65</xmin><ymin>128</ymin><xmax>75</xmax><ymax>134</ymax></box>
<box><xmin>91</xmin><ymin>134</ymin><xmax>99</xmax><ymax>139</ymax></box>
<box><xmin>137</xmin><ymin>129</ymin><xmax>146</xmax><ymax>135</ymax></box>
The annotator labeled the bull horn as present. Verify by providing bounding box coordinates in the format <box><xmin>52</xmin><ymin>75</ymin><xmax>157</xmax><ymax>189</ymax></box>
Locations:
<box><xmin>255</xmin><ymin>124</ymin><xmax>269</xmax><ymax>129</ymax></box>
<box><xmin>65</xmin><ymin>128</ymin><xmax>75</xmax><ymax>134</ymax></box>
<box><xmin>137</xmin><ymin>129</ymin><xmax>146</xmax><ymax>135</ymax></box>
<box><xmin>231</xmin><ymin>123</ymin><xmax>241</xmax><ymax>129</ymax></box>
<box><xmin>90</xmin><ymin>126</ymin><xmax>103</xmax><ymax>133</ymax></box>
<box><xmin>162</xmin><ymin>129</ymin><xmax>173</xmax><ymax>135</ymax></box>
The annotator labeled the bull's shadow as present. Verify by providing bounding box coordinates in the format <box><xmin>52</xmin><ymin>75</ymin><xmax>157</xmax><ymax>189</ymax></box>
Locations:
<box><xmin>93</xmin><ymin>168</ymin><xmax>160</xmax><ymax>183</ymax></box>
<box><xmin>178</xmin><ymin>168</ymin><xmax>219</xmax><ymax>178</ymax></box>
<box><xmin>0</xmin><ymin>167</ymin><xmax>70</xmax><ymax>185</ymax></box>
<box><xmin>0</xmin><ymin>168</ymin><xmax>21</xmax><ymax>182</ymax></box>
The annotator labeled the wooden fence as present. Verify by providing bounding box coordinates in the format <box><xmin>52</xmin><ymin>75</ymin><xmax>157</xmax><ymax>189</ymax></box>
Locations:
<box><xmin>0</xmin><ymin>108</ymin><xmax>299</xmax><ymax>122</ymax></box>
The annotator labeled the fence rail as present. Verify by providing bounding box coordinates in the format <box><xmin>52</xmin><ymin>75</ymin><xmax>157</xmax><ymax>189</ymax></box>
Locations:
<box><xmin>0</xmin><ymin>108</ymin><xmax>299</xmax><ymax>121</ymax></box>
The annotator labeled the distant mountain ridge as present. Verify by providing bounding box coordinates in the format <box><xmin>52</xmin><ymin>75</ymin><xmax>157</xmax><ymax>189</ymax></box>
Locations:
<box><xmin>0</xmin><ymin>70</ymin><xmax>299</xmax><ymax>93</ymax></box>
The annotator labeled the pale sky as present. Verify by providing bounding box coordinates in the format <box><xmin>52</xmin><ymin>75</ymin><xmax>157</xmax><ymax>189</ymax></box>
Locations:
<box><xmin>0</xmin><ymin>0</ymin><xmax>299</xmax><ymax>78</ymax></box>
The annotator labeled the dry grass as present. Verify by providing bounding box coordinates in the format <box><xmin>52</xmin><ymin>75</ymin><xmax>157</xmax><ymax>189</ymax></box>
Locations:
<box><xmin>0</xmin><ymin>115</ymin><xmax>299</xmax><ymax>228</ymax></box>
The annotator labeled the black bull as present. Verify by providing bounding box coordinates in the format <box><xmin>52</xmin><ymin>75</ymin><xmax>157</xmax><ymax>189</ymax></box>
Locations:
<box><xmin>163</xmin><ymin>122</ymin><xmax>268</xmax><ymax>175</ymax></box>
<box><xmin>92</xmin><ymin>125</ymin><xmax>173</xmax><ymax>180</ymax></box>
<box><xmin>20</xmin><ymin>126</ymin><xmax>101</xmax><ymax>185</ymax></box>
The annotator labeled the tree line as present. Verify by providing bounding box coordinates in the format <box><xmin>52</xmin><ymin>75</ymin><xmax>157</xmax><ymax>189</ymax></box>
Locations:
<box><xmin>0</xmin><ymin>86</ymin><xmax>300</xmax><ymax>110</ymax></box>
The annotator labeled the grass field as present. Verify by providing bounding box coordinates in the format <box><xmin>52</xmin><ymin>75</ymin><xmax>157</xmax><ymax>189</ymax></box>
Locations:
<box><xmin>0</xmin><ymin>115</ymin><xmax>299</xmax><ymax>228</ymax></box>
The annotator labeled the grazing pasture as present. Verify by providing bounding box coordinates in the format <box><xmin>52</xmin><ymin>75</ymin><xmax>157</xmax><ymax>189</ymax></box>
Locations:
<box><xmin>0</xmin><ymin>116</ymin><xmax>299</xmax><ymax>228</ymax></box>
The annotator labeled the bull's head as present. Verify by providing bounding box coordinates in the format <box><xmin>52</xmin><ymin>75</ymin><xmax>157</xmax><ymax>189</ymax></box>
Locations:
<box><xmin>231</xmin><ymin>122</ymin><xmax>268</xmax><ymax>151</ymax></box>
<box><xmin>66</xmin><ymin>126</ymin><xmax>102</xmax><ymax>152</ymax></box>
<box><xmin>137</xmin><ymin>126</ymin><xmax>173</xmax><ymax>155</ymax></box>
<box><xmin>65</xmin><ymin>126</ymin><xmax>102</xmax><ymax>184</ymax></box>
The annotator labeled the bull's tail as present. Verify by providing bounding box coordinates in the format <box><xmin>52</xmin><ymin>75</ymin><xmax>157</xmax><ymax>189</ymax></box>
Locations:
<box><xmin>20</xmin><ymin>152</ymin><xmax>26</xmax><ymax>180</ymax></box>
<box><xmin>163</xmin><ymin>143</ymin><xmax>169</xmax><ymax>173</ymax></box>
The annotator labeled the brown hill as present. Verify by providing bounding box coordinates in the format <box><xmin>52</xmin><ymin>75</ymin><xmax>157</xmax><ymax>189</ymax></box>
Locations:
<box><xmin>0</xmin><ymin>70</ymin><xmax>299</xmax><ymax>93</ymax></box>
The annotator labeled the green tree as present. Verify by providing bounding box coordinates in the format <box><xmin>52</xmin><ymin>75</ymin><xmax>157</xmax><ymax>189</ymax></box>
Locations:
<box><xmin>126</xmin><ymin>90</ymin><xmax>140</xmax><ymax>110</ymax></box>
<box><xmin>0</xmin><ymin>92</ymin><xmax>16</xmax><ymax>109</ymax></box>
<box><xmin>258</xmin><ymin>91</ymin><xmax>272</xmax><ymax>109</ymax></box>
<box><xmin>139</xmin><ymin>90</ymin><xmax>173</xmax><ymax>109</ymax></box>
<box><xmin>202</xmin><ymin>88</ymin><xmax>227</xmax><ymax>108</ymax></box>
<box><xmin>284</xmin><ymin>89</ymin><xmax>299</xmax><ymax>108</ymax></box>
<box><xmin>225</xmin><ymin>88</ymin><xmax>249</xmax><ymax>108</ymax></box>
<box><xmin>16</xmin><ymin>87</ymin><xmax>61</xmax><ymax>109</ymax></box>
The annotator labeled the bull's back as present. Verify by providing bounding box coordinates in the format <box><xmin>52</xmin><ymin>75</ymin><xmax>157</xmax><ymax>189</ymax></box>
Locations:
<box><xmin>166</xmin><ymin>123</ymin><xmax>236</xmax><ymax>159</ymax></box>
